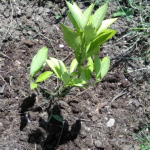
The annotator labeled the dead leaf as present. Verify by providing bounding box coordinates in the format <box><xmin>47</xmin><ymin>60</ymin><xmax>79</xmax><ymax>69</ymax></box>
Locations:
<box><xmin>95</xmin><ymin>101</ymin><xmax>108</xmax><ymax>114</ymax></box>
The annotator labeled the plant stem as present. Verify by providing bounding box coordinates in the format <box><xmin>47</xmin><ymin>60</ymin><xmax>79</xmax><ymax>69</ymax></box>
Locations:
<box><xmin>54</xmin><ymin>85</ymin><xmax>64</xmax><ymax>95</ymax></box>
<box><xmin>77</xmin><ymin>33</ymin><xmax>85</xmax><ymax>78</ymax></box>
<box><xmin>85</xmin><ymin>79</ymin><xmax>102</xmax><ymax>87</ymax></box>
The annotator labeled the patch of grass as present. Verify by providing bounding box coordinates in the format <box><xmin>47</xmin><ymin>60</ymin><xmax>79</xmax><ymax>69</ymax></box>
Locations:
<box><xmin>116</xmin><ymin>0</ymin><xmax>150</xmax><ymax>47</ymax></box>
<box><xmin>110</xmin><ymin>0</ymin><xmax>150</xmax><ymax>83</ymax></box>
<box><xmin>133</xmin><ymin>122</ymin><xmax>150</xmax><ymax>150</ymax></box>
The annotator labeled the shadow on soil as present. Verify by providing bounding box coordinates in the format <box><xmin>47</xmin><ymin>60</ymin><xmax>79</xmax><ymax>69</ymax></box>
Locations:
<box><xmin>19</xmin><ymin>94</ymin><xmax>81</xmax><ymax>150</ymax></box>
<box><xmin>20</xmin><ymin>93</ymin><xmax>37</xmax><ymax>130</ymax></box>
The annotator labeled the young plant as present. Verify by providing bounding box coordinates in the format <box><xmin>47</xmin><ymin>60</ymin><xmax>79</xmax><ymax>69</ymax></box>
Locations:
<box><xmin>29</xmin><ymin>1</ymin><xmax>117</xmax><ymax>96</ymax></box>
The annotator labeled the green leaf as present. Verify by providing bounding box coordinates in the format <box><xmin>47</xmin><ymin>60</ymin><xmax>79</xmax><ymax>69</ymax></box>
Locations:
<box><xmin>58</xmin><ymin>60</ymin><xmax>70</xmax><ymax>84</ymax></box>
<box><xmin>58</xmin><ymin>60</ymin><xmax>64</xmax><ymax>75</ymax></box>
<box><xmin>70</xmin><ymin>59</ymin><xmax>78</xmax><ymax>73</ymax></box>
<box><xmin>53</xmin><ymin>115</ymin><xmax>63</xmax><ymax>122</ymax></box>
<box><xmin>83</xmin><ymin>3</ymin><xmax>95</xmax><ymax>27</ymax></box>
<box><xmin>36</xmin><ymin>71</ymin><xmax>53</xmax><ymax>82</ymax></box>
<box><xmin>67</xmin><ymin>12</ymin><xmax>80</xmax><ymax>32</ymax></box>
<box><xmin>92</xmin><ymin>3</ymin><xmax>108</xmax><ymax>30</ymax></box>
<box><xmin>147</xmin><ymin>81</ymin><xmax>150</xmax><ymax>85</ymax></box>
<box><xmin>30</xmin><ymin>46</ymin><xmax>48</xmax><ymax>77</ymax></box>
<box><xmin>72</xmin><ymin>78</ymin><xmax>86</xmax><ymax>87</ymax></box>
<box><xmin>112</xmin><ymin>7</ymin><xmax>134</xmax><ymax>17</ymax></box>
<box><xmin>66</xmin><ymin>1</ymin><xmax>84</xmax><ymax>31</ymax></box>
<box><xmin>61</xmin><ymin>23</ymin><xmax>81</xmax><ymax>60</ymax></box>
<box><xmin>70</xmin><ymin>72</ymin><xmax>78</xmax><ymax>79</ymax></box>
<box><xmin>89</xmin><ymin>29</ymin><xmax>116</xmax><ymax>51</ymax></box>
<box><xmin>81</xmin><ymin>46</ymin><xmax>100</xmax><ymax>62</ymax></box>
<box><xmin>94</xmin><ymin>56</ymin><xmax>101</xmax><ymax>79</ymax></box>
<box><xmin>100</xmin><ymin>56</ymin><xmax>110</xmax><ymax>79</ymax></box>
<box><xmin>62</xmin><ymin>72</ymin><xmax>71</xmax><ymax>85</ymax></box>
<box><xmin>84</xmin><ymin>25</ymin><xmax>97</xmax><ymax>45</ymax></box>
<box><xmin>81</xmin><ymin>70</ymin><xmax>87</xmax><ymax>81</ymax></box>
<box><xmin>81</xmin><ymin>69</ymin><xmax>91</xmax><ymax>81</ymax></box>
<box><xmin>58</xmin><ymin>59</ymin><xmax>68</xmax><ymax>74</ymax></box>
<box><xmin>30</xmin><ymin>81</ymin><xmax>38</xmax><ymax>90</ymax></box>
<box><xmin>87</xmin><ymin>15</ymin><xmax>93</xmax><ymax>25</ymax></box>
<box><xmin>56</xmin><ymin>13</ymin><xmax>61</xmax><ymax>19</ymax></box>
<box><xmin>87</xmin><ymin>57</ymin><xmax>94</xmax><ymax>72</ymax></box>
<box><xmin>112</xmin><ymin>10</ymin><xmax>126</xmax><ymax>17</ymax></box>
<box><xmin>46</xmin><ymin>58</ymin><xmax>61</xmax><ymax>80</ymax></box>
<box><xmin>97</xmin><ymin>18</ymin><xmax>118</xmax><ymax>34</ymax></box>
<box><xmin>85</xmin><ymin>69</ymin><xmax>92</xmax><ymax>80</ymax></box>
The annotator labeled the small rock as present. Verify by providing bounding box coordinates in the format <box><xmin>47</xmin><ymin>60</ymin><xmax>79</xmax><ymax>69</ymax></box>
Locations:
<box><xmin>122</xmin><ymin>145</ymin><xmax>140</xmax><ymax>150</ymax></box>
<box><xmin>0</xmin><ymin>122</ymin><xmax>4</xmax><ymax>134</ymax></box>
<box><xmin>79</xmin><ymin>131</ymin><xmax>87</xmax><ymax>138</ymax></box>
<box><xmin>44</xmin><ymin>8</ymin><xmax>50</xmax><ymax>13</ymax></box>
<box><xmin>59</xmin><ymin>44</ymin><xmax>64</xmax><ymax>48</ymax></box>
<box><xmin>27</xmin><ymin>30</ymin><xmax>33</xmax><ymax>35</ymax></box>
<box><xmin>94</xmin><ymin>140</ymin><xmax>102</xmax><ymax>148</ymax></box>
<box><xmin>20</xmin><ymin>0</ymin><xmax>27</xmax><ymax>6</ymax></box>
<box><xmin>0</xmin><ymin>4</ymin><xmax>6</xmax><ymax>13</ymax></box>
<box><xmin>84</xmin><ymin>126</ymin><xmax>91</xmax><ymax>132</ymax></box>
<box><xmin>61</xmin><ymin>7</ymin><xmax>67</xmax><ymax>16</ymax></box>
<box><xmin>92</xmin><ymin>116</ymin><xmax>98</xmax><ymax>122</ymax></box>
<box><xmin>132</xmin><ymin>100</ymin><xmax>140</xmax><ymax>107</ymax></box>
<box><xmin>106</xmin><ymin>118</ymin><xmax>115</xmax><ymax>127</ymax></box>
<box><xmin>87</xmin><ymin>112</ymin><xmax>92</xmax><ymax>117</ymax></box>
<box><xmin>19</xmin><ymin>134</ymin><xmax>28</xmax><ymax>142</ymax></box>
<box><xmin>21</xmin><ymin>16</ymin><xmax>27</xmax><ymax>24</ymax></box>
<box><xmin>22</xmin><ymin>30</ymin><xmax>27</xmax><ymax>35</ymax></box>
<box><xmin>3</xmin><ymin>9</ymin><xmax>10</xmax><ymax>18</ymax></box>
<box><xmin>14</xmin><ymin>60</ymin><xmax>21</xmax><ymax>67</ymax></box>
<box><xmin>39</xmin><ymin>40</ymin><xmax>43</xmax><ymax>45</ymax></box>
<box><xmin>105</xmin><ymin>144</ymin><xmax>112</xmax><ymax>150</ymax></box>
<box><xmin>0</xmin><ymin>84</ymin><xmax>5</xmax><ymax>94</ymax></box>
<box><xmin>26</xmin><ymin>7</ymin><xmax>33</xmax><ymax>18</ymax></box>
<box><xmin>38</xmin><ymin>7</ymin><xmax>44</xmax><ymax>15</ymax></box>
<box><xmin>22</xmin><ymin>40</ymin><xmax>34</xmax><ymax>47</ymax></box>
<box><xmin>71</xmin><ymin>106</ymin><xmax>80</xmax><ymax>113</ymax></box>
<box><xmin>128</xmin><ymin>87</ymin><xmax>134</xmax><ymax>92</ymax></box>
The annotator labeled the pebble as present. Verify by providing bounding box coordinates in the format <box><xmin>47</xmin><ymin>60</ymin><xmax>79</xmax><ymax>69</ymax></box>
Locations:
<box><xmin>3</xmin><ymin>9</ymin><xmax>10</xmax><ymax>18</ymax></box>
<box><xmin>132</xmin><ymin>100</ymin><xmax>140</xmax><ymax>107</ymax></box>
<box><xmin>94</xmin><ymin>140</ymin><xmax>102</xmax><ymax>148</ymax></box>
<box><xmin>105</xmin><ymin>144</ymin><xmax>112</xmax><ymax>150</ymax></box>
<box><xmin>106</xmin><ymin>118</ymin><xmax>115</xmax><ymax>127</ymax></box>
<box><xmin>26</xmin><ymin>7</ymin><xmax>33</xmax><ymax>18</ymax></box>
<box><xmin>122</xmin><ymin>145</ymin><xmax>140</xmax><ymax>150</ymax></box>
<box><xmin>0</xmin><ymin>122</ymin><xmax>4</xmax><ymax>134</ymax></box>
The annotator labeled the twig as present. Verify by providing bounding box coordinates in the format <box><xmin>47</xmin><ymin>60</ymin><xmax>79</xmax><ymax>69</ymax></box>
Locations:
<box><xmin>108</xmin><ymin>91</ymin><xmax>127</xmax><ymax>103</ymax></box>
<box><xmin>62</xmin><ymin>51</ymin><xmax>73</xmax><ymax>62</ymax></box>
<box><xmin>0</xmin><ymin>52</ymin><xmax>10</xmax><ymax>59</ymax></box>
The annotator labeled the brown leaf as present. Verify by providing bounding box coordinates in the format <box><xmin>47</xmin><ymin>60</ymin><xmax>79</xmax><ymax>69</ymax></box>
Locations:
<box><xmin>95</xmin><ymin>101</ymin><xmax>108</xmax><ymax>114</ymax></box>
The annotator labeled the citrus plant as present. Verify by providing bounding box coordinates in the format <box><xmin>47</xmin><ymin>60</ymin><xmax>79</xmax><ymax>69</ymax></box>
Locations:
<box><xmin>29</xmin><ymin>1</ymin><xmax>118</xmax><ymax>96</ymax></box>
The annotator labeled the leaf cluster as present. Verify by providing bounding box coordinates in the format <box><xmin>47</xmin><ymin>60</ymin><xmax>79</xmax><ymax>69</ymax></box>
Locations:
<box><xmin>29</xmin><ymin>1</ymin><xmax>117</xmax><ymax>96</ymax></box>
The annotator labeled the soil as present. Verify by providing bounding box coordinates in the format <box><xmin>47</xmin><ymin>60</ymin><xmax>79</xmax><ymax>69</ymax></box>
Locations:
<box><xmin>0</xmin><ymin>0</ymin><xmax>150</xmax><ymax>150</ymax></box>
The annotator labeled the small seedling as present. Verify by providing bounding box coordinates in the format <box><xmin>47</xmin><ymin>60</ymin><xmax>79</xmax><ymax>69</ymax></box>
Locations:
<box><xmin>29</xmin><ymin>1</ymin><xmax>117</xmax><ymax>96</ymax></box>
<box><xmin>112</xmin><ymin>7</ymin><xmax>134</xmax><ymax>21</ymax></box>
<box><xmin>55</xmin><ymin>13</ymin><xmax>61</xmax><ymax>19</ymax></box>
